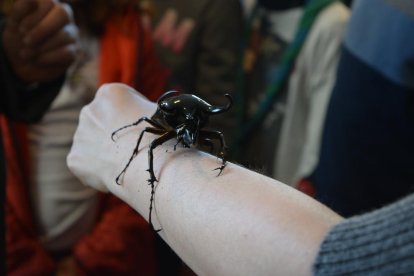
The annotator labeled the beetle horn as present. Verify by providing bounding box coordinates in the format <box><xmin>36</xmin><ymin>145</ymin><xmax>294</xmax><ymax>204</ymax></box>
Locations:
<box><xmin>157</xmin><ymin>90</ymin><xmax>179</xmax><ymax>105</ymax></box>
<box><xmin>206</xmin><ymin>94</ymin><xmax>233</xmax><ymax>114</ymax></box>
<box><xmin>157</xmin><ymin>90</ymin><xmax>179</xmax><ymax>113</ymax></box>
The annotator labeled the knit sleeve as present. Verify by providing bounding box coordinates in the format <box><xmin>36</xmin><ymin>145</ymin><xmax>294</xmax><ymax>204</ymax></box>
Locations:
<box><xmin>314</xmin><ymin>193</ymin><xmax>414</xmax><ymax>275</ymax></box>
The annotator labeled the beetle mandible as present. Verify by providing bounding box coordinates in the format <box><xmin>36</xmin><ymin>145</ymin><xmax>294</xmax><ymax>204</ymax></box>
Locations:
<box><xmin>111</xmin><ymin>91</ymin><xmax>232</xmax><ymax>231</ymax></box>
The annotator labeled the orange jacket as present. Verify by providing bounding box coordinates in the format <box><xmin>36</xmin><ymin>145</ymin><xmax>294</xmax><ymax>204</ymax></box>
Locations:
<box><xmin>4</xmin><ymin>10</ymin><xmax>168</xmax><ymax>276</ymax></box>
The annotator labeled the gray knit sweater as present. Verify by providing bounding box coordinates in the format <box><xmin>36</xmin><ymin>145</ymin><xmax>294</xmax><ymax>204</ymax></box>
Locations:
<box><xmin>314</xmin><ymin>193</ymin><xmax>414</xmax><ymax>275</ymax></box>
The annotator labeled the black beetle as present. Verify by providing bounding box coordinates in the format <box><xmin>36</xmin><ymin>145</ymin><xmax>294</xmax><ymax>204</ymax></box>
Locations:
<box><xmin>111</xmin><ymin>91</ymin><xmax>232</xmax><ymax>231</ymax></box>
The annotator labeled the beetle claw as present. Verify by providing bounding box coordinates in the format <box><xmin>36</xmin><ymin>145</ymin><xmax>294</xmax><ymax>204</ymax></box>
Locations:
<box><xmin>213</xmin><ymin>164</ymin><xmax>226</xmax><ymax>176</ymax></box>
<box><xmin>147</xmin><ymin>177</ymin><xmax>158</xmax><ymax>184</ymax></box>
<box><xmin>115</xmin><ymin>173</ymin><xmax>124</xmax><ymax>185</ymax></box>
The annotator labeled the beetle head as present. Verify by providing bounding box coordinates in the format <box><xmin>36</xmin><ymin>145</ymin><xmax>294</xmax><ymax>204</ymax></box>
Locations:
<box><xmin>155</xmin><ymin>91</ymin><xmax>233</xmax><ymax>146</ymax></box>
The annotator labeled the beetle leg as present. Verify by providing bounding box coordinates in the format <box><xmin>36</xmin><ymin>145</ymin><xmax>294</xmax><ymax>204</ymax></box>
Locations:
<box><xmin>111</xmin><ymin>117</ymin><xmax>164</xmax><ymax>141</ymax></box>
<box><xmin>198</xmin><ymin>130</ymin><xmax>228</xmax><ymax>176</ymax></box>
<box><xmin>147</xmin><ymin>131</ymin><xmax>176</xmax><ymax>232</ymax></box>
<box><xmin>115</xmin><ymin>127</ymin><xmax>166</xmax><ymax>185</ymax></box>
<box><xmin>147</xmin><ymin>131</ymin><xmax>176</xmax><ymax>182</ymax></box>
<box><xmin>174</xmin><ymin>139</ymin><xmax>180</xmax><ymax>151</ymax></box>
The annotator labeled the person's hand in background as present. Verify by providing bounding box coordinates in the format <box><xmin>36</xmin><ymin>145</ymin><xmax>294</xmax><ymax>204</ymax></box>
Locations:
<box><xmin>2</xmin><ymin>0</ymin><xmax>78</xmax><ymax>83</ymax></box>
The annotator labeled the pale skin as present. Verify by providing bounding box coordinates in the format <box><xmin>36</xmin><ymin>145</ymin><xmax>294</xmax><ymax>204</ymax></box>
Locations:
<box><xmin>2</xmin><ymin>0</ymin><xmax>78</xmax><ymax>83</ymax></box>
<box><xmin>67</xmin><ymin>83</ymin><xmax>343</xmax><ymax>276</ymax></box>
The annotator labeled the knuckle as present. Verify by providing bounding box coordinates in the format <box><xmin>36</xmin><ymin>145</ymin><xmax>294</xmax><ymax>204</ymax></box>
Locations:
<box><xmin>59</xmin><ymin>3</ymin><xmax>75</xmax><ymax>22</ymax></box>
<box><xmin>64</xmin><ymin>23</ymin><xmax>79</xmax><ymax>43</ymax></box>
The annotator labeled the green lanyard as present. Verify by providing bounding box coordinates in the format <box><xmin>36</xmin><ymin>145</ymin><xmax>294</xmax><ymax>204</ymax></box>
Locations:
<box><xmin>233</xmin><ymin>0</ymin><xmax>338</xmax><ymax>154</ymax></box>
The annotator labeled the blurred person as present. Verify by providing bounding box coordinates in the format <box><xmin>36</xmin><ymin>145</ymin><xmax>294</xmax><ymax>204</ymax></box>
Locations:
<box><xmin>68</xmin><ymin>83</ymin><xmax>414</xmax><ymax>275</ymax></box>
<box><xmin>150</xmin><ymin>0</ymin><xmax>243</xmax><ymax>148</ymax></box>
<box><xmin>1</xmin><ymin>0</ymin><xmax>78</xmax><ymax>274</ymax></box>
<box><xmin>235</xmin><ymin>0</ymin><xmax>346</xmax><ymax>177</ymax></box>
<box><xmin>310</xmin><ymin>0</ymin><xmax>414</xmax><ymax>217</ymax></box>
<box><xmin>235</xmin><ymin>0</ymin><xmax>309</xmax><ymax>172</ymax></box>
<box><xmin>273</xmin><ymin>1</ymin><xmax>349</xmax><ymax>189</ymax></box>
<box><xmin>4</xmin><ymin>0</ymin><xmax>167</xmax><ymax>275</ymax></box>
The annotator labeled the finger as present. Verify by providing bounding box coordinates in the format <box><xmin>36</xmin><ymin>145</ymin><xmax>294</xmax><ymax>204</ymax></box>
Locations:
<box><xmin>19</xmin><ymin>0</ymin><xmax>54</xmax><ymax>34</ymax></box>
<box><xmin>37</xmin><ymin>23</ymin><xmax>78</xmax><ymax>54</ymax></box>
<box><xmin>23</xmin><ymin>3</ymin><xmax>74</xmax><ymax>46</ymax></box>
<box><xmin>35</xmin><ymin>43</ymin><xmax>78</xmax><ymax>67</ymax></box>
<box><xmin>7</xmin><ymin>0</ymin><xmax>37</xmax><ymax>30</ymax></box>
<box><xmin>18</xmin><ymin>47</ymin><xmax>36</xmax><ymax>60</ymax></box>
<box><xmin>18</xmin><ymin>22</ymin><xmax>78</xmax><ymax>60</ymax></box>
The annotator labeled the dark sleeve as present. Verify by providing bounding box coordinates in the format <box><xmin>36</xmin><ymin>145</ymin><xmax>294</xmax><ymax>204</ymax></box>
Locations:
<box><xmin>0</xmin><ymin>15</ymin><xmax>64</xmax><ymax>123</ymax></box>
<box><xmin>314</xmin><ymin>193</ymin><xmax>414</xmax><ymax>275</ymax></box>
<box><xmin>196</xmin><ymin>0</ymin><xmax>242</xmax><ymax>96</ymax></box>
<box><xmin>195</xmin><ymin>0</ymin><xmax>243</xmax><ymax>142</ymax></box>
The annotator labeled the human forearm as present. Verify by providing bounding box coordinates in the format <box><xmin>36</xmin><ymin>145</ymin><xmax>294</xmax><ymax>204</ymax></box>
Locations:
<box><xmin>142</xmin><ymin>147</ymin><xmax>342</xmax><ymax>275</ymax></box>
<box><xmin>68</xmin><ymin>83</ymin><xmax>343</xmax><ymax>275</ymax></box>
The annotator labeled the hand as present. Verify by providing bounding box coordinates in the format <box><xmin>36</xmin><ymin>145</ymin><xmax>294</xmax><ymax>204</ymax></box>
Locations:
<box><xmin>67</xmin><ymin>83</ymin><xmax>157</xmax><ymax>195</ymax></box>
<box><xmin>2</xmin><ymin>0</ymin><xmax>78</xmax><ymax>83</ymax></box>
